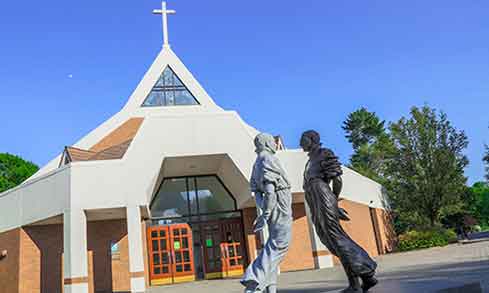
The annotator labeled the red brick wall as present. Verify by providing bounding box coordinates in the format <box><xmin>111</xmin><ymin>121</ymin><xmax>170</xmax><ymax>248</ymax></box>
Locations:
<box><xmin>373</xmin><ymin>208</ymin><xmax>397</xmax><ymax>253</ymax></box>
<box><xmin>3</xmin><ymin>220</ymin><xmax>135</xmax><ymax>293</ymax></box>
<box><xmin>87</xmin><ymin>220</ymin><xmax>130</xmax><ymax>293</ymax></box>
<box><xmin>339</xmin><ymin>200</ymin><xmax>379</xmax><ymax>259</ymax></box>
<box><xmin>242</xmin><ymin>203</ymin><xmax>315</xmax><ymax>273</ymax></box>
<box><xmin>0</xmin><ymin>228</ymin><xmax>21</xmax><ymax>293</ymax></box>
<box><xmin>281</xmin><ymin>203</ymin><xmax>315</xmax><ymax>272</ymax></box>
<box><xmin>21</xmin><ymin>225</ymin><xmax>63</xmax><ymax>293</ymax></box>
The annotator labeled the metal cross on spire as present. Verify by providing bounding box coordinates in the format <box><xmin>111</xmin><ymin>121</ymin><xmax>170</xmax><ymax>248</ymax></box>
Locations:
<box><xmin>153</xmin><ymin>1</ymin><xmax>176</xmax><ymax>48</ymax></box>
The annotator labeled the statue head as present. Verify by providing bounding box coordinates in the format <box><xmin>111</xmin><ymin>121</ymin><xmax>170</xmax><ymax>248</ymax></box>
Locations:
<box><xmin>300</xmin><ymin>130</ymin><xmax>321</xmax><ymax>152</ymax></box>
<box><xmin>254</xmin><ymin>133</ymin><xmax>277</xmax><ymax>154</ymax></box>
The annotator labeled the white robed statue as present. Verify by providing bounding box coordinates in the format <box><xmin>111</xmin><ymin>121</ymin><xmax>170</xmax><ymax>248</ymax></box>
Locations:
<box><xmin>241</xmin><ymin>133</ymin><xmax>293</xmax><ymax>293</ymax></box>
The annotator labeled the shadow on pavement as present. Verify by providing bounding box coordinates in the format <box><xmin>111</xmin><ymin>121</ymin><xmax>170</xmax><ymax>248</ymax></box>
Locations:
<box><xmin>278</xmin><ymin>260</ymin><xmax>489</xmax><ymax>293</ymax></box>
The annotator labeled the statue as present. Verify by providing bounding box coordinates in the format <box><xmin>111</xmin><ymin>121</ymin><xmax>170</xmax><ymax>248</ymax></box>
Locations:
<box><xmin>300</xmin><ymin>130</ymin><xmax>378</xmax><ymax>293</ymax></box>
<box><xmin>241</xmin><ymin>133</ymin><xmax>293</xmax><ymax>293</ymax></box>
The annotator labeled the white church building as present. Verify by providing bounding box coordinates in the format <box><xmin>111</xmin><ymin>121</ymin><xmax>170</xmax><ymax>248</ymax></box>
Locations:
<box><xmin>0</xmin><ymin>3</ymin><xmax>394</xmax><ymax>293</ymax></box>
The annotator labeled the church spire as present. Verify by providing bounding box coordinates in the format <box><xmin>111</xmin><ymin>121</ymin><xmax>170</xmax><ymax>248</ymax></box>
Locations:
<box><xmin>153</xmin><ymin>1</ymin><xmax>176</xmax><ymax>48</ymax></box>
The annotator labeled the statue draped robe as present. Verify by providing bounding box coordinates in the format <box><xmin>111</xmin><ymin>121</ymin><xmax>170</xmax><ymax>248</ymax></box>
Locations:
<box><xmin>303</xmin><ymin>147</ymin><xmax>377</xmax><ymax>278</ymax></box>
<box><xmin>241</xmin><ymin>150</ymin><xmax>293</xmax><ymax>292</ymax></box>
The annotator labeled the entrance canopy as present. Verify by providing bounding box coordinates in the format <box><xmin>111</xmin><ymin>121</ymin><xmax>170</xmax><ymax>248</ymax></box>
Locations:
<box><xmin>151</xmin><ymin>154</ymin><xmax>254</xmax><ymax>211</ymax></box>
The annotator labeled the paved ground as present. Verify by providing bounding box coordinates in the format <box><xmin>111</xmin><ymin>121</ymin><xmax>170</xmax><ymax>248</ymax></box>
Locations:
<box><xmin>148</xmin><ymin>241</ymin><xmax>489</xmax><ymax>293</ymax></box>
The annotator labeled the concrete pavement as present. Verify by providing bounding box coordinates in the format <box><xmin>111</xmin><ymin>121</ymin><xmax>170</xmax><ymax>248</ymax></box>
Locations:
<box><xmin>148</xmin><ymin>241</ymin><xmax>489</xmax><ymax>293</ymax></box>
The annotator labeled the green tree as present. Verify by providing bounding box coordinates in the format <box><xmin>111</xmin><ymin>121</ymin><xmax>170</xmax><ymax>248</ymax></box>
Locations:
<box><xmin>342</xmin><ymin>107</ymin><xmax>386</xmax><ymax>150</ymax></box>
<box><xmin>342</xmin><ymin>108</ymin><xmax>394</xmax><ymax>183</ymax></box>
<box><xmin>469</xmin><ymin>182</ymin><xmax>489</xmax><ymax>229</ymax></box>
<box><xmin>387</xmin><ymin>106</ymin><xmax>469</xmax><ymax>227</ymax></box>
<box><xmin>0</xmin><ymin>153</ymin><xmax>39</xmax><ymax>193</ymax></box>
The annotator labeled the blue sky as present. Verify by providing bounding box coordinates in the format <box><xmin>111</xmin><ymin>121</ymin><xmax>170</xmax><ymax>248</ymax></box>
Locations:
<box><xmin>0</xmin><ymin>0</ymin><xmax>488</xmax><ymax>183</ymax></box>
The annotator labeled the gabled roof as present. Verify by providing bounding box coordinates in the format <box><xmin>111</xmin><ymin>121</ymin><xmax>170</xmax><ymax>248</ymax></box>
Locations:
<box><xmin>61</xmin><ymin>139</ymin><xmax>133</xmax><ymax>165</ymax></box>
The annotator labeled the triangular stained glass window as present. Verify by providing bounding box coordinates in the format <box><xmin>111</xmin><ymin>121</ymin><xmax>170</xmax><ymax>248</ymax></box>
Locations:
<box><xmin>142</xmin><ymin>66</ymin><xmax>199</xmax><ymax>107</ymax></box>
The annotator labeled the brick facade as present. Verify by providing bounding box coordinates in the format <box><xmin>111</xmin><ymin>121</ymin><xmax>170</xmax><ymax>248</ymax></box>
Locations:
<box><xmin>281</xmin><ymin>203</ymin><xmax>315</xmax><ymax>272</ymax></box>
<box><xmin>0</xmin><ymin>220</ymin><xmax>140</xmax><ymax>293</ymax></box>
<box><xmin>323</xmin><ymin>199</ymin><xmax>395</xmax><ymax>265</ymax></box>
<box><xmin>0</xmin><ymin>201</ymin><xmax>394</xmax><ymax>292</ymax></box>
<box><xmin>242</xmin><ymin>203</ymin><xmax>315</xmax><ymax>273</ymax></box>
<box><xmin>0</xmin><ymin>228</ymin><xmax>21</xmax><ymax>293</ymax></box>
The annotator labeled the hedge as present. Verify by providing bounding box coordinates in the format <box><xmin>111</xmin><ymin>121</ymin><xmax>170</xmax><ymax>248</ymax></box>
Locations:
<box><xmin>397</xmin><ymin>228</ymin><xmax>457</xmax><ymax>252</ymax></box>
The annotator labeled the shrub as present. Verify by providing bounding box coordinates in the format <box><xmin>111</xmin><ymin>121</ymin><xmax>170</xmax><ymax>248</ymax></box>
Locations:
<box><xmin>397</xmin><ymin>228</ymin><xmax>457</xmax><ymax>252</ymax></box>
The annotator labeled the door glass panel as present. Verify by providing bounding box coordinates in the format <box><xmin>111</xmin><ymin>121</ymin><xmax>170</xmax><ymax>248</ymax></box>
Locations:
<box><xmin>162</xmin><ymin>266</ymin><xmax>169</xmax><ymax>273</ymax></box>
<box><xmin>184</xmin><ymin>264</ymin><xmax>191</xmax><ymax>271</ymax></box>
<box><xmin>162</xmin><ymin>253</ymin><xmax>169</xmax><ymax>264</ymax></box>
<box><xmin>160</xmin><ymin>239</ymin><xmax>167</xmax><ymax>250</ymax></box>
<box><xmin>159</xmin><ymin>230</ymin><xmax>166</xmax><ymax>237</ymax></box>
<box><xmin>154</xmin><ymin>267</ymin><xmax>161</xmax><ymax>274</ymax></box>
<box><xmin>153</xmin><ymin>253</ymin><xmax>160</xmax><ymax>265</ymax></box>
<box><xmin>176</xmin><ymin>265</ymin><xmax>183</xmax><ymax>272</ymax></box>
<box><xmin>151</xmin><ymin>231</ymin><xmax>158</xmax><ymax>238</ymax></box>
<box><xmin>182</xmin><ymin>238</ymin><xmax>188</xmax><ymax>248</ymax></box>
<box><xmin>183</xmin><ymin>251</ymin><xmax>190</xmax><ymax>262</ymax></box>
<box><xmin>152</xmin><ymin>240</ymin><xmax>158</xmax><ymax>251</ymax></box>
<box><xmin>175</xmin><ymin>252</ymin><xmax>182</xmax><ymax>263</ymax></box>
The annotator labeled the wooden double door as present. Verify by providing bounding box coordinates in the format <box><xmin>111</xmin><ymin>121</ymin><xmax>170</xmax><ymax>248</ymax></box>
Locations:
<box><xmin>147</xmin><ymin>224</ymin><xmax>195</xmax><ymax>285</ymax></box>
<box><xmin>147</xmin><ymin>218</ymin><xmax>247</xmax><ymax>286</ymax></box>
<box><xmin>196</xmin><ymin>218</ymin><xmax>246</xmax><ymax>279</ymax></box>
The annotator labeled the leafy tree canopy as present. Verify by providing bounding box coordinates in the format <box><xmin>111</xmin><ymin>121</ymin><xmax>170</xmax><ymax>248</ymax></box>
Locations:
<box><xmin>468</xmin><ymin>181</ymin><xmax>489</xmax><ymax>228</ymax></box>
<box><xmin>0</xmin><ymin>153</ymin><xmax>39</xmax><ymax>193</ymax></box>
<box><xmin>342</xmin><ymin>108</ymin><xmax>394</xmax><ymax>183</ymax></box>
<box><xmin>342</xmin><ymin>107</ymin><xmax>386</xmax><ymax>150</ymax></box>
<box><xmin>387</xmin><ymin>106</ymin><xmax>469</xmax><ymax>227</ymax></box>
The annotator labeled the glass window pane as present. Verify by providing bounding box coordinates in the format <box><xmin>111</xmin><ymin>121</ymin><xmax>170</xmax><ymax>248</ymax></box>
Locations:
<box><xmin>182</xmin><ymin>238</ymin><xmax>188</xmax><ymax>249</ymax></box>
<box><xmin>184</xmin><ymin>264</ymin><xmax>191</xmax><ymax>271</ymax></box>
<box><xmin>183</xmin><ymin>251</ymin><xmax>190</xmax><ymax>262</ymax></box>
<box><xmin>142</xmin><ymin>66</ymin><xmax>199</xmax><ymax>107</ymax></box>
<box><xmin>175</xmin><ymin>252</ymin><xmax>182</xmax><ymax>263</ymax></box>
<box><xmin>176</xmin><ymin>265</ymin><xmax>183</xmax><ymax>272</ymax></box>
<box><xmin>162</xmin><ymin>253</ymin><xmax>169</xmax><ymax>264</ymax></box>
<box><xmin>162</xmin><ymin>266</ymin><xmax>169</xmax><ymax>274</ymax></box>
<box><xmin>160</xmin><ymin>239</ymin><xmax>167</xmax><ymax>251</ymax></box>
<box><xmin>154</xmin><ymin>267</ymin><xmax>161</xmax><ymax>274</ymax></box>
<box><xmin>196</xmin><ymin>176</ymin><xmax>236</xmax><ymax>214</ymax></box>
<box><xmin>151</xmin><ymin>178</ymin><xmax>190</xmax><ymax>218</ymax></box>
<box><xmin>188</xmin><ymin>178</ymin><xmax>198</xmax><ymax>215</ymax></box>
<box><xmin>153</xmin><ymin>253</ymin><xmax>160</xmax><ymax>265</ymax></box>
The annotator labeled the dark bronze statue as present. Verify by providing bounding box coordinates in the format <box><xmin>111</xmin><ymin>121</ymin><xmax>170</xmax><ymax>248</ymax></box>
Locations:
<box><xmin>300</xmin><ymin>130</ymin><xmax>378</xmax><ymax>293</ymax></box>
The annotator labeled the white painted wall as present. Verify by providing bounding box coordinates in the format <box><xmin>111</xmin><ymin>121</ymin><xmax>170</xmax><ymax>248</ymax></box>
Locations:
<box><xmin>0</xmin><ymin>167</ymin><xmax>70</xmax><ymax>232</ymax></box>
<box><xmin>278</xmin><ymin>150</ymin><xmax>386</xmax><ymax>209</ymax></box>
